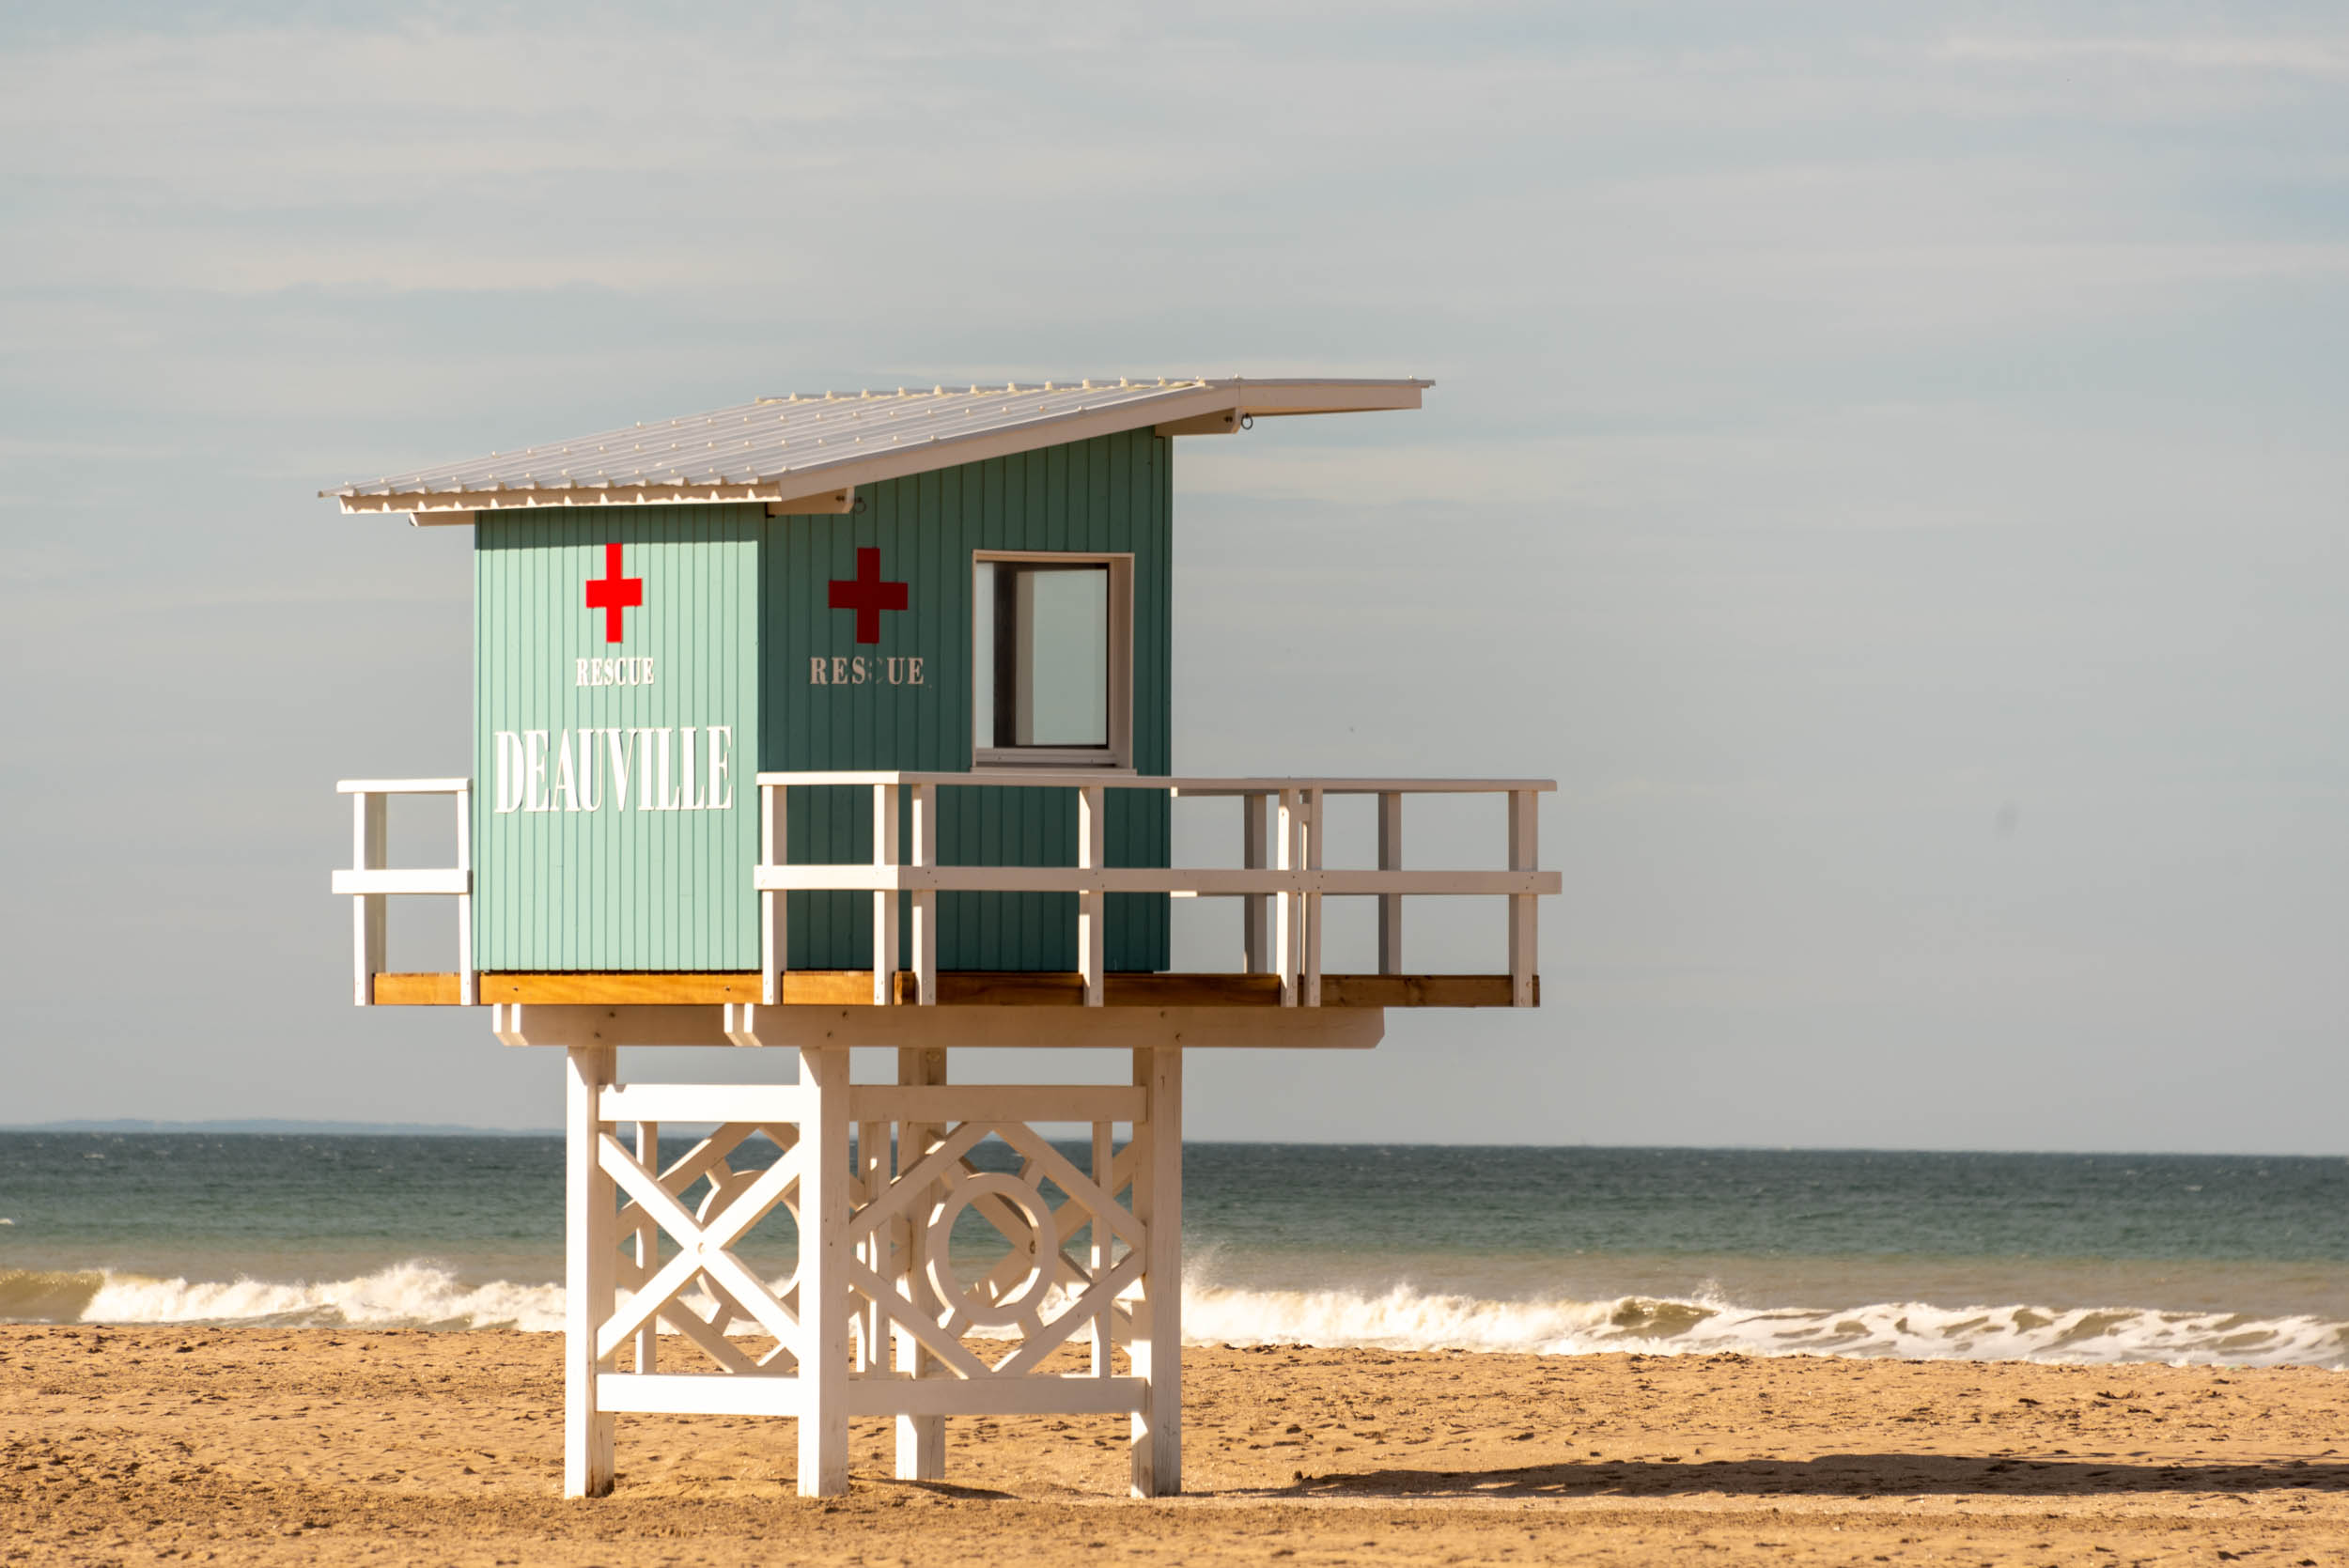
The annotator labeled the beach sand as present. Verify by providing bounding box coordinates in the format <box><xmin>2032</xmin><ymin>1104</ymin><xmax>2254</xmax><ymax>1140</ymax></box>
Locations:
<box><xmin>3</xmin><ymin>1326</ymin><xmax>2342</xmax><ymax>1565</ymax></box>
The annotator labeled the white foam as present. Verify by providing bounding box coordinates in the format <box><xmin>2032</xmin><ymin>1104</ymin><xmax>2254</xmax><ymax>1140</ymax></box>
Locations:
<box><xmin>1183</xmin><ymin>1275</ymin><xmax>2349</xmax><ymax>1368</ymax></box>
<box><xmin>57</xmin><ymin>1261</ymin><xmax>2349</xmax><ymax>1368</ymax></box>
<box><xmin>80</xmin><ymin>1262</ymin><xmax>565</xmax><ymax>1332</ymax></box>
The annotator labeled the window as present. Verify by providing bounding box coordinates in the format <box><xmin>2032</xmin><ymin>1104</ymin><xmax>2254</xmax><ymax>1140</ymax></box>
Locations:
<box><xmin>972</xmin><ymin>553</ymin><xmax>1132</xmax><ymax>768</ymax></box>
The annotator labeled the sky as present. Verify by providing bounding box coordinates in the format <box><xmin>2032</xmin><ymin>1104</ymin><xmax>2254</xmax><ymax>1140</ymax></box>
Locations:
<box><xmin>2</xmin><ymin>2</ymin><xmax>2343</xmax><ymax>1151</ymax></box>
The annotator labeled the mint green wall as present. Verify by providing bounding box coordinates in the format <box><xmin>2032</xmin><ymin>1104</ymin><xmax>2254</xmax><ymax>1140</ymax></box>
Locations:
<box><xmin>763</xmin><ymin>430</ymin><xmax>1174</xmax><ymax>972</ymax></box>
<box><xmin>473</xmin><ymin>506</ymin><xmax>761</xmax><ymax>970</ymax></box>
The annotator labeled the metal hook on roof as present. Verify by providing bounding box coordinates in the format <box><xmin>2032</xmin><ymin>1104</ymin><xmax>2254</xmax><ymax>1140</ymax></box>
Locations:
<box><xmin>1239</xmin><ymin>413</ymin><xmax>1254</xmax><ymax>431</ymax></box>
<box><xmin>852</xmin><ymin>494</ymin><xmax>868</xmax><ymax>516</ymax></box>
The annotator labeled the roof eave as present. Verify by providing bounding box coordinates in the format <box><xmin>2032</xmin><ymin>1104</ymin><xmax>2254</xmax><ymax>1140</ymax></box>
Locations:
<box><xmin>326</xmin><ymin>377</ymin><xmax>1431</xmax><ymax>519</ymax></box>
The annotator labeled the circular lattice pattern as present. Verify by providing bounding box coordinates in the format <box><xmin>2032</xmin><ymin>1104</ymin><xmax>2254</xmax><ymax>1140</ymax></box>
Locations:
<box><xmin>923</xmin><ymin>1171</ymin><xmax>1059</xmax><ymax>1330</ymax></box>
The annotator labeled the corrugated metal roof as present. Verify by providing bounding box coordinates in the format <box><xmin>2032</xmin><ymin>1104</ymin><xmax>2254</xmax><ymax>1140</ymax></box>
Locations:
<box><xmin>324</xmin><ymin>376</ymin><xmax>1428</xmax><ymax>516</ymax></box>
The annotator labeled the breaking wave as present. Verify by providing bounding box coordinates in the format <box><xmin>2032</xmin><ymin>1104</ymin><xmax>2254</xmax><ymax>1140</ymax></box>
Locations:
<box><xmin>1183</xmin><ymin>1279</ymin><xmax>2349</xmax><ymax>1369</ymax></box>
<box><xmin>0</xmin><ymin>1264</ymin><xmax>565</xmax><ymax>1333</ymax></box>
<box><xmin>5</xmin><ymin>1264</ymin><xmax>2343</xmax><ymax>1368</ymax></box>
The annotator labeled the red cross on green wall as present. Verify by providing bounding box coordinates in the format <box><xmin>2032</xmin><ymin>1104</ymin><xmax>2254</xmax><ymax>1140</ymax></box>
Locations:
<box><xmin>828</xmin><ymin>547</ymin><xmax>909</xmax><ymax>644</ymax></box>
<box><xmin>584</xmin><ymin>542</ymin><xmax>643</xmax><ymax>644</ymax></box>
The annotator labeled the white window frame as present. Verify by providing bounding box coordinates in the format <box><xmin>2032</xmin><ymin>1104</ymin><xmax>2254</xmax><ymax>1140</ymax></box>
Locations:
<box><xmin>971</xmin><ymin>550</ymin><xmax>1134</xmax><ymax>772</ymax></box>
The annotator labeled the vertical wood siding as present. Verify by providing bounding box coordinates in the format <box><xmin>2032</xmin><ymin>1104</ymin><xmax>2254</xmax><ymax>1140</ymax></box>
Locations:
<box><xmin>474</xmin><ymin>506</ymin><xmax>761</xmax><ymax>970</ymax></box>
<box><xmin>762</xmin><ymin>429</ymin><xmax>1173</xmax><ymax>972</ymax></box>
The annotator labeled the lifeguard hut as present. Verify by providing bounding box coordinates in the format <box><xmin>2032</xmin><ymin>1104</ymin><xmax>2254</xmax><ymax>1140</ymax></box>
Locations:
<box><xmin>325</xmin><ymin>376</ymin><xmax>1559</xmax><ymax>1499</ymax></box>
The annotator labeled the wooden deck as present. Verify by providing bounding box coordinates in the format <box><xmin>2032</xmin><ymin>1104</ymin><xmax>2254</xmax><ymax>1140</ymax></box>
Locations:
<box><xmin>368</xmin><ymin>970</ymin><xmax>1536</xmax><ymax>1008</ymax></box>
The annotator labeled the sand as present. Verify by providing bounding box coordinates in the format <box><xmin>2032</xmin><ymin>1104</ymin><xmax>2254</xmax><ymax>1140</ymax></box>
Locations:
<box><xmin>3</xmin><ymin>1326</ymin><xmax>2343</xmax><ymax>1566</ymax></box>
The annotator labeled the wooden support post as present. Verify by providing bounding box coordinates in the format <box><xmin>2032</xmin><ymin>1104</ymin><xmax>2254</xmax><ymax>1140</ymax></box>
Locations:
<box><xmin>1376</xmin><ymin>791</ymin><xmax>1403</xmax><ymax>977</ymax></box>
<box><xmin>455</xmin><ymin>784</ymin><xmax>475</xmax><ymax>1006</ymax></box>
<box><xmin>894</xmin><ymin>1046</ymin><xmax>946</xmax><ymax>1481</ymax></box>
<box><xmin>1078</xmin><ymin>784</ymin><xmax>1106</xmax><ymax>1006</ymax></box>
<box><xmin>631</xmin><ymin>1119</ymin><xmax>658</xmax><ymax>1374</ymax></box>
<box><xmin>1129</xmin><ymin>1046</ymin><xmax>1183</xmax><ymax>1497</ymax></box>
<box><xmin>761</xmin><ymin>782</ymin><xmax>787</xmax><ymax>1006</ymax></box>
<box><xmin>1273</xmin><ymin>789</ymin><xmax>1300</xmax><ymax>1006</ymax></box>
<box><xmin>854</xmin><ymin>1113</ymin><xmax>885</xmax><ymax>1373</ymax></box>
<box><xmin>1507</xmin><ymin>788</ymin><xmax>1538</xmax><ymax>1008</ymax></box>
<box><xmin>1300</xmin><ymin>787</ymin><xmax>1324</xmax><ymax>1008</ymax></box>
<box><xmin>797</xmin><ymin>1047</ymin><xmax>852</xmax><ymax>1497</ymax></box>
<box><xmin>351</xmin><ymin>792</ymin><xmax>386</xmax><ymax>1006</ymax></box>
<box><xmin>563</xmin><ymin>1045</ymin><xmax>616</xmax><ymax>1498</ymax></box>
<box><xmin>871</xmin><ymin>784</ymin><xmax>899</xmax><ymax>1008</ymax></box>
<box><xmin>1239</xmin><ymin>793</ymin><xmax>1268</xmax><ymax>974</ymax></box>
<box><xmin>1089</xmin><ymin>1116</ymin><xmax>1115</xmax><ymax>1380</ymax></box>
<box><xmin>910</xmin><ymin>783</ymin><xmax>937</xmax><ymax>1006</ymax></box>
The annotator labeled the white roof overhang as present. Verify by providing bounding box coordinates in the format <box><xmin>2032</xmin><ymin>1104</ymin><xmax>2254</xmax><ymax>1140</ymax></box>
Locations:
<box><xmin>325</xmin><ymin>376</ymin><xmax>1429</xmax><ymax>523</ymax></box>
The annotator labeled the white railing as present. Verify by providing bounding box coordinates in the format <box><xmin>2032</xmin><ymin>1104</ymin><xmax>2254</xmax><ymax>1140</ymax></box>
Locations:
<box><xmin>752</xmin><ymin>772</ymin><xmax>1561</xmax><ymax>1009</ymax></box>
<box><xmin>330</xmin><ymin>779</ymin><xmax>473</xmax><ymax>1006</ymax></box>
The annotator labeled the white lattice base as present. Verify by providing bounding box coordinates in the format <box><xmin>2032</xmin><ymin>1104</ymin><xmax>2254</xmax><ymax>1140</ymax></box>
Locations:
<box><xmin>560</xmin><ymin>1043</ymin><xmax>1183</xmax><ymax>1498</ymax></box>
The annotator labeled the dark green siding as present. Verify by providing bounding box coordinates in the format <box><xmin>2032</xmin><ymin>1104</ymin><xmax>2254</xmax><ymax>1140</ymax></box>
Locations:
<box><xmin>761</xmin><ymin>429</ymin><xmax>1173</xmax><ymax>972</ymax></box>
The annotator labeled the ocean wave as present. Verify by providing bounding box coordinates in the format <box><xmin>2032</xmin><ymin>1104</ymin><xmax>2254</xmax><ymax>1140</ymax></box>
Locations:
<box><xmin>5</xmin><ymin>1263</ymin><xmax>2343</xmax><ymax>1368</ymax></box>
<box><xmin>1184</xmin><ymin>1279</ymin><xmax>2349</xmax><ymax>1368</ymax></box>
<box><xmin>0</xmin><ymin>1264</ymin><xmax>565</xmax><ymax>1332</ymax></box>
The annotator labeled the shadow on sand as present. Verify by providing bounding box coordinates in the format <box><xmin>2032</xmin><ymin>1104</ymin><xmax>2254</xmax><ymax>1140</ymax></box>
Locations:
<box><xmin>1255</xmin><ymin>1455</ymin><xmax>2349</xmax><ymax>1502</ymax></box>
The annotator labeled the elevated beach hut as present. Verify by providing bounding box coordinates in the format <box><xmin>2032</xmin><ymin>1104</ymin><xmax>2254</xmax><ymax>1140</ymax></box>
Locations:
<box><xmin>326</xmin><ymin>375</ymin><xmax>1559</xmax><ymax>1498</ymax></box>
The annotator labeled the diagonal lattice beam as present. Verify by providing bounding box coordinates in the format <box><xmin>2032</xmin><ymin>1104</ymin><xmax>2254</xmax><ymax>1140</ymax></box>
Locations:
<box><xmin>840</xmin><ymin>1119</ymin><xmax>993</xmax><ymax>1250</ymax></box>
<box><xmin>988</xmin><ymin>1249</ymin><xmax>1146</xmax><ymax>1377</ymax></box>
<box><xmin>597</xmin><ymin>1133</ymin><xmax>801</xmax><ymax>1358</ymax></box>
<box><xmin>840</xmin><ymin>1256</ymin><xmax>993</xmax><ymax>1379</ymax></box>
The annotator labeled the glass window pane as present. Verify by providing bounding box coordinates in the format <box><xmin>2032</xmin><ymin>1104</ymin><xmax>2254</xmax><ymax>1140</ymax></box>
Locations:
<box><xmin>1015</xmin><ymin>567</ymin><xmax>1108</xmax><ymax>746</ymax></box>
<box><xmin>975</xmin><ymin>560</ymin><xmax>1111</xmax><ymax>752</ymax></box>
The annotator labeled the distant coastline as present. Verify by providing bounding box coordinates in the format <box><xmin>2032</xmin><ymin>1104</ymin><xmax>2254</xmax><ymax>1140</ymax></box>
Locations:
<box><xmin>2</xmin><ymin>1119</ymin><xmax>558</xmax><ymax>1138</ymax></box>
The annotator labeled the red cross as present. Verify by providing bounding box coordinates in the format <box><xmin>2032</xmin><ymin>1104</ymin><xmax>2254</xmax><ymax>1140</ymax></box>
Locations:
<box><xmin>583</xmin><ymin>541</ymin><xmax>643</xmax><ymax>644</ymax></box>
<box><xmin>828</xmin><ymin>546</ymin><xmax>909</xmax><ymax>644</ymax></box>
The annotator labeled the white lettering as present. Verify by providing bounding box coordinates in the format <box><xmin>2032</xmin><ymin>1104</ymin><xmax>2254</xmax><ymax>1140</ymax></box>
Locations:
<box><xmin>909</xmin><ymin>655</ymin><xmax>924</xmax><ymax>687</ymax></box>
<box><xmin>636</xmin><ymin>729</ymin><xmax>661</xmax><ymax>812</ymax></box>
<box><xmin>643</xmin><ymin>657</ymin><xmax>655</xmax><ymax>687</ymax></box>
<box><xmin>851</xmin><ymin>656</ymin><xmax>868</xmax><ymax>686</ymax></box>
<box><xmin>552</xmin><ymin>729</ymin><xmax>580</xmax><ymax>812</ymax></box>
<box><xmin>494</xmin><ymin>731</ymin><xmax>526</xmax><ymax>814</ymax></box>
<box><xmin>575</xmin><ymin>658</ymin><xmax>589</xmax><ymax>688</ymax></box>
<box><xmin>656</xmin><ymin>728</ymin><xmax>681</xmax><ymax>810</ymax></box>
<box><xmin>574</xmin><ymin>729</ymin><xmax>601</xmax><ymax>812</ymax></box>
<box><xmin>524</xmin><ymin>730</ymin><xmax>550</xmax><ymax>813</ymax></box>
<box><xmin>606</xmin><ymin>728</ymin><xmax>635</xmax><ymax>812</ymax></box>
<box><xmin>706</xmin><ymin>725</ymin><xmax>732</xmax><ymax>811</ymax></box>
<box><xmin>809</xmin><ymin>656</ymin><xmax>827</xmax><ymax>686</ymax></box>
<box><xmin>832</xmin><ymin>656</ymin><xmax>848</xmax><ymax>685</ymax></box>
<box><xmin>490</xmin><ymin>723</ymin><xmax>738</xmax><ymax>816</ymax></box>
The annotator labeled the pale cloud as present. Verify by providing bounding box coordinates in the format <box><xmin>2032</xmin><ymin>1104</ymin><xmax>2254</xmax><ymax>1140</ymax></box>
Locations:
<box><xmin>1940</xmin><ymin>34</ymin><xmax>2349</xmax><ymax>76</ymax></box>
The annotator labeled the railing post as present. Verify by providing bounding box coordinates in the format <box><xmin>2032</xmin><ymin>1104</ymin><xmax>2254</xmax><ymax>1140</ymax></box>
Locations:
<box><xmin>455</xmin><ymin>783</ymin><xmax>475</xmax><ymax>1006</ymax></box>
<box><xmin>351</xmin><ymin>791</ymin><xmax>386</xmax><ymax>1006</ymax></box>
<box><xmin>1376</xmin><ymin>791</ymin><xmax>1403</xmax><ymax>977</ymax></box>
<box><xmin>910</xmin><ymin>783</ymin><xmax>937</xmax><ymax>1005</ymax></box>
<box><xmin>762</xmin><ymin>782</ymin><xmax>788</xmax><ymax>1006</ymax></box>
<box><xmin>1239</xmin><ymin>792</ymin><xmax>1268</xmax><ymax>973</ymax></box>
<box><xmin>1507</xmin><ymin>788</ymin><xmax>1539</xmax><ymax>1007</ymax></box>
<box><xmin>872</xmin><ymin>783</ymin><xmax>900</xmax><ymax>1007</ymax></box>
<box><xmin>1078</xmin><ymin>784</ymin><xmax>1106</xmax><ymax>1006</ymax></box>
<box><xmin>1300</xmin><ymin>787</ymin><xmax>1323</xmax><ymax>1007</ymax></box>
<box><xmin>1274</xmin><ymin>789</ymin><xmax>1300</xmax><ymax>1005</ymax></box>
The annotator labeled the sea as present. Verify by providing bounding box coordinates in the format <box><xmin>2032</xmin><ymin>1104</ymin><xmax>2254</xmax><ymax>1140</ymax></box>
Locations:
<box><xmin>2</xmin><ymin>1134</ymin><xmax>2344</xmax><ymax>1369</ymax></box>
